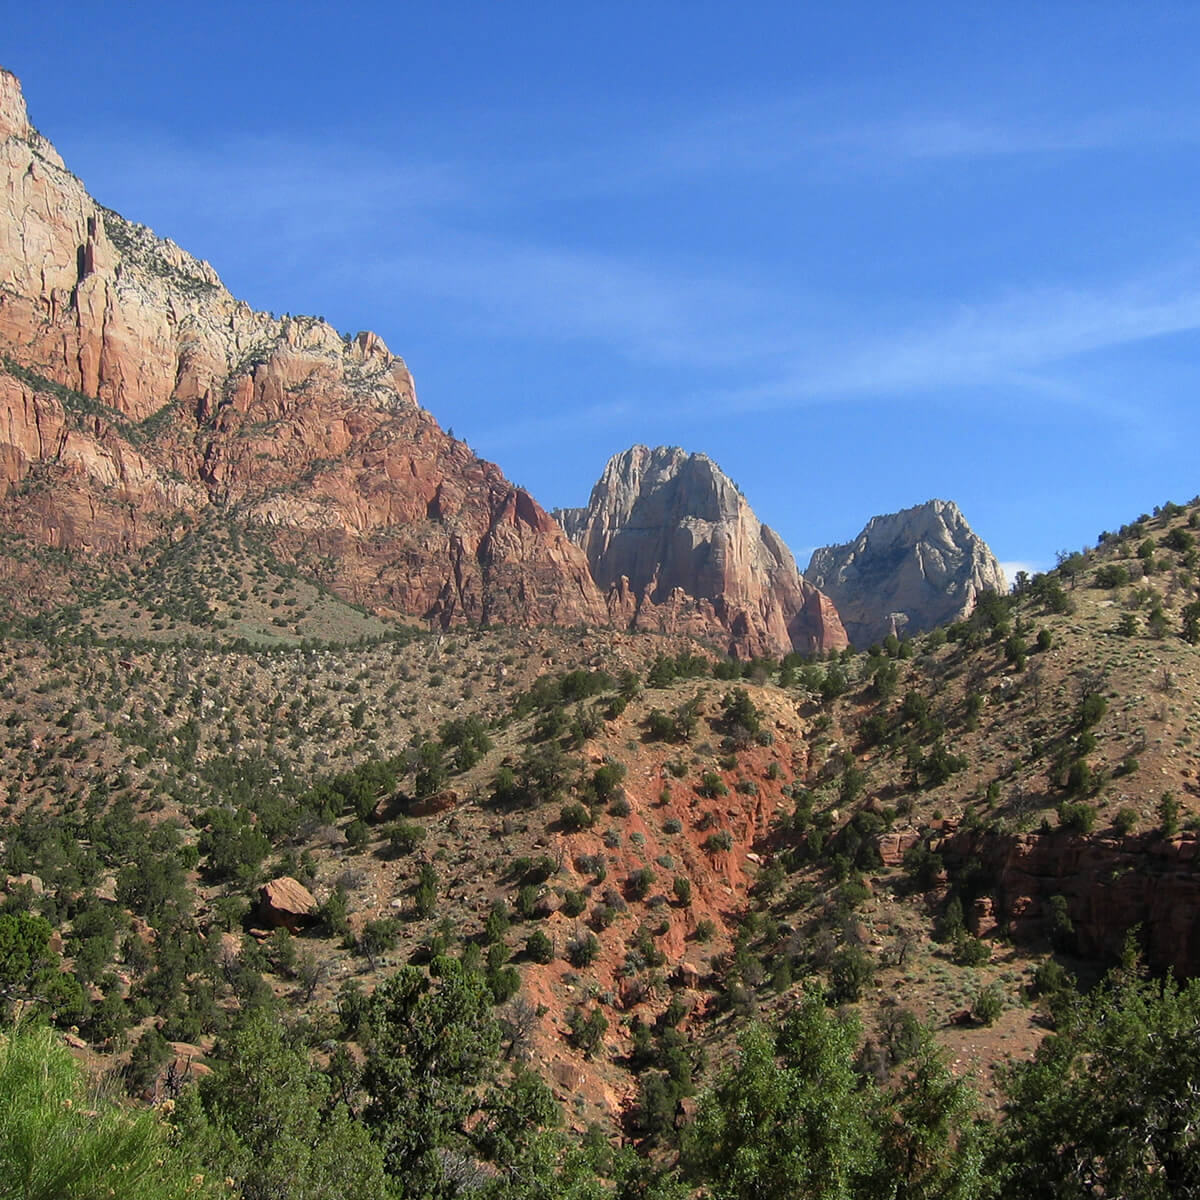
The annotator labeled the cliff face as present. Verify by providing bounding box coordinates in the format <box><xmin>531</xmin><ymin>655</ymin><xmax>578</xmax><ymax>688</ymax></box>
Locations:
<box><xmin>803</xmin><ymin>499</ymin><xmax>1006</xmax><ymax>647</ymax></box>
<box><xmin>0</xmin><ymin>69</ymin><xmax>605</xmax><ymax>628</ymax></box>
<box><xmin>558</xmin><ymin>445</ymin><xmax>847</xmax><ymax>659</ymax></box>
<box><xmin>943</xmin><ymin>828</ymin><xmax>1200</xmax><ymax>979</ymax></box>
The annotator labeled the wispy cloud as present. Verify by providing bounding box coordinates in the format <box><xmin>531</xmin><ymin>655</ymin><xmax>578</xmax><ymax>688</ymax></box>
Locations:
<box><xmin>790</xmin><ymin>268</ymin><xmax>1200</xmax><ymax>402</ymax></box>
<box><xmin>348</xmin><ymin>235</ymin><xmax>780</xmax><ymax>370</ymax></box>
<box><xmin>539</xmin><ymin>98</ymin><xmax>1200</xmax><ymax>197</ymax></box>
<box><xmin>69</xmin><ymin>102</ymin><xmax>1200</xmax><ymax>448</ymax></box>
<box><xmin>71</xmin><ymin>132</ymin><xmax>470</xmax><ymax>258</ymax></box>
<box><xmin>999</xmin><ymin>560</ymin><xmax>1044</xmax><ymax>583</ymax></box>
<box><xmin>474</xmin><ymin>254</ymin><xmax>1200</xmax><ymax>441</ymax></box>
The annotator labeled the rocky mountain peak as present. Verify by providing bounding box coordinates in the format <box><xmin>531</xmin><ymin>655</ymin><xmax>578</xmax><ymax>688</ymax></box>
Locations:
<box><xmin>804</xmin><ymin>498</ymin><xmax>1007</xmax><ymax>647</ymax></box>
<box><xmin>558</xmin><ymin>444</ymin><xmax>847</xmax><ymax>659</ymax></box>
<box><xmin>0</xmin><ymin>68</ymin><xmax>30</xmax><ymax>141</ymax></box>
<box><xmin>0</xmin><ymin>69</ymin><xmax>605</xmax><ymax>632</ymax></box>
<box><xmin>558</xmin><ymin>445</ymin><xmax>737</xmax><ymax>548</ymax></box>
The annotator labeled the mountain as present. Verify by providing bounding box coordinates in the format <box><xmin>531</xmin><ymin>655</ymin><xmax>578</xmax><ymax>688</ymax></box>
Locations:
<box><xmin>9</xmin><ymin>62</ymin><xmax>1200</xmax><ymax>1196</ymax></box>
<box><xmin>557</xmin><ymin>444</ymin><xmax>847</xmax><ymax>659</ymax></box>
<box><xmin>0</xmin><ymin>68</ymin><xmax>605</xmax><ymax>630</ymax></box>
<box><xmin>803</xmin><ymin>498</ymin><xmax>1006</xmax><ymax>647</ymax></box>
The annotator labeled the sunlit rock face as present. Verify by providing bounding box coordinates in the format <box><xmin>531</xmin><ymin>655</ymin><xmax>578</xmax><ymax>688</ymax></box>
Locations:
<box><xmin>0</xmin><ymin>68</ymin><xmax>606</xmax><ymax>630</ymax></box>
<box><xmin>558</xmin><ymin>445</ymin><xmax>847</xmax><ymax>659</ymax></box>
<box><xmin>804</xmin><ymin>499</ymin><xmax>1007</xmax><ymax>647</ymax></box>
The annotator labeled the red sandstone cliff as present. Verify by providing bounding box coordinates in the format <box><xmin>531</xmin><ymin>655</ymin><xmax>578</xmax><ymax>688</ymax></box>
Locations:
<box><xmin>941</xmin><ymin>827</ymin><xmax>1200</xmax><ymax>979</ymax></box>
<box><xmin>557</xmin><ymin>445</ymin><xmax>847</xmax><ymax>659</ymax></box>
<box><xmin>0</xmin><ymin>69</ymin><xmax>605</xmax><ymax>628</ymax></box>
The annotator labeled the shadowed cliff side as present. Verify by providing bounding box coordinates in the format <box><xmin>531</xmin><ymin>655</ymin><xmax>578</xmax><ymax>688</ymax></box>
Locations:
<box><xmin>805</xmin><ymin>499</ymin><xmax>1006</xmax><ymax>647</ymax></box>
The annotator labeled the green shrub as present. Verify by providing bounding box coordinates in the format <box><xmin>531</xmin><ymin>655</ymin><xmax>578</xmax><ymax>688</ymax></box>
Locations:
<box><xmin>514</xmin><ymin>884</ymin><xmax>540</xmax><ymax>920</ymax></box>
<box><xmin>566</xmin><ymin>931</ymin><xmax>600</xmax><ymax>967</ymax></box>
<box><xmin>1031</xmin><ymin>958</ymin><xmax>1075</xmax><ymax>1000</ymax></box>
<box><xmin>626</xmin><ymin>867</ymin><xmax>656</xmax><ymax>901</ymax></box>
<box><xmin>1078</xmin><ymin>693</ymin><xmax>1108</xmax><ymax>728</ymax></box>
<box><xmin>566</xmin><ymin>1005</ymin><xmax>608</xmax><ymax>1057</ymax></box>
<box><xmin>483</xmin><ymin>900</ymin><xmax>510</xmax><ymax>943</ymax></box>
<box><xmin>1063</xmin><ymin>760</ymin><xmax>1095</xmax><ymax>799</ymax></box>
<box><xmin>1058</xmin><ymin>800</ymin><xmax>1096</xmax><ymax>833</ymax></box>
<box><xmin>608</xmin><ymin>795</ymin><xmax>632</xmax><ymax>817</ymax></box>
<box><xmin>559</xmin><ymin>803</ymin><xmax>593</xmax><ymax>832</ymax></box>
<box><xmin>487</xmin><ymin>964</ymin><xmax>521</xmax><ymax>1004</ymax></box>
<box><xmin>1112</xmin><ymin>806</ymin><xmax>1139</xmax><ymax>835</ymax></box>
<box><xmin>1160</xmin><ymin>791</ymin><xmax>1180</xmax><ymax>837</ymax></box>
<box><xmin>590</xmin><ymin>761</ymin><xmax>626</xmax><ymax>804</ymax></box>
<box><xmin>953</xmin><ymin>934</ymin><xmax>991</xmax><ymax>966</ymax></box>
<box><xmin>385</xmin><ymin>819</ymin><xmax>426</xmax><ymax>856</ymax></box>
<box><xmin>1094</xmin><ymin>564</ymin><xmax>1130</xmax><ymax>589</ymax></box>
<box><xmin>413</xmin><ymin>863</ymin><xmax>438</xmax><ymax>919</ymax></box>
<box><xmin>703</xmin><ymin>830</ymin><xmax>734</xmax><ymax>854</ymax></box>
<box><xmin>972</xmin><ymin>983</ymin><xmax>1003</xmax><ymax>1025</ymax></box>
<box><xmin>1048</xmin><ymin>894</ymin><xmax>1075</xmax><ymax>952</ymax></box>
<box><xmin>829</xmin><ymin>945</ymin><xmax>874</xmax><ymax>1002</ymax></box>
<box><xmin>525</xmin><ymin>930</ymin><xmax>554</xmax><ymax>963</ymax></box>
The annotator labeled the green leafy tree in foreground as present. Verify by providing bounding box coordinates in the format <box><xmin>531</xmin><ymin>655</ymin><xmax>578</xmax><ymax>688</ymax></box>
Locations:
<box><xmin>362</xmin><ymin>956</ymin><xmax>503</xmax><ymax>1197</ymax></box>
<box><xmin>682</xmin><ymin>987</ymin><xmax>981</xmax><ymax>1200</ymax></box>
<box><xmin>176</xmin><ymin>1009</ymin><xmax>390</xmax><ymax>1200</ymax></box>
<box><xmin>986</xmin><ymin>947</ymin><xmax>1200</xmax><ymax>1199</ymax></box>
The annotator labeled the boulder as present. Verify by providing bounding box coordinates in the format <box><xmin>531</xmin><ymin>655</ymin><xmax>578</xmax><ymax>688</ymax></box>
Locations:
<box><xmin>409</xmin><ymin>790</ymin><xmax>459</xmax><ymax>817</ymax></box>
<box><xmin>257</xmin><ymin>877</ymin><xmax>318</xmax><ymax>931</ymax></box>
<box><xmin>876</xmin><ymin>831</ymin><xmax>921</xmax><ymax>867</ymax></box>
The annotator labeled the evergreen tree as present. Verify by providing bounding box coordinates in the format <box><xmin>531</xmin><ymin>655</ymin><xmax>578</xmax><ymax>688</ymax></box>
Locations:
<box><xmin>362</xmin><ymin>956</ymin><xmax>503</xmax><ymax>1196</ymax></box>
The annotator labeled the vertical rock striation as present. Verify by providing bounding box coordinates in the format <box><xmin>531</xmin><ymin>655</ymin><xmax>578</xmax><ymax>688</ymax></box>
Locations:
<box><xmin>558</xmin><ymin>445</ymin><xmax>847</xmax><ymax>659</ymax></box>
<box><xmin>0</xmin><ymin>68</ymin><xmax>605</xmax><ymax>629</ymax></box>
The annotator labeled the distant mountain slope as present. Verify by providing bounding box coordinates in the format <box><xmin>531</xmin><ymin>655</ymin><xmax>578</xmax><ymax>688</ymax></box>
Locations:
<box><xmin>558</xmin><ymin>444</ymin><xmax>847</xmax><ymax>658</ymax></box>
<box><xmin>804</xmin><ymin>498</ymin><xmax>1006</xmax><ymax>646</ymax></box>
<box><xmin>0</xmin><ymin>68</ymin><xmax>605</xmax><ymax>630</ymax></box>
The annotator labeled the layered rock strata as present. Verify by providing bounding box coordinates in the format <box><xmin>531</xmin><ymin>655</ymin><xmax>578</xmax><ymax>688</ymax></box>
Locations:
<box><xmin>942</xmin><ymin>827</ymin><xmax>1200</xmax><ymax>978</ymax></box>
<box><xmin>804</xmin><ymin>499</ymin><xmax>1006</xmax><ymax>647</ymax></box>
<box><xmin>558</xmin><ymin>445</ymin><xmax>847</xmax><ymax>659</ymax></box>
<box><xmin>0</xmin><ymin>69</ymin><xmax>605</xmax><ymax>629</ymax></box>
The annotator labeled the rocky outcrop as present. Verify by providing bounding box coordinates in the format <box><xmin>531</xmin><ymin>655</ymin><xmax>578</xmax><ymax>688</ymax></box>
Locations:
<box><xmin>257</xmin><ymin>877</ymin><xmax>318</xmax><ymax>931</ymax></box>
<box><xmin>942</xmin><ymin>828</ymin><xmax>1200</xmax><ymax>978</ymax></box>
<box><xmin>0</xmin><ymin>68</ymin><xmax>605</xmax><ymax>630</ymax></box>
<box><xmin>803</xmin><ymin>499</ymin><xmax>1006</xmax><ymax>647</ymax></box>
<box><xmin>558</xmin><ymin>445</ymin><xmax>847</xmax><ymax>659</ymax></box>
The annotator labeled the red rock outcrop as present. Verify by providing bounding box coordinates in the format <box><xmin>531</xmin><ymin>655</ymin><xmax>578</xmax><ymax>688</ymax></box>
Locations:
<box><xmin>0</xmin><ymin>68</ymin><xmax>605</xmax><ymax>630</ymax></box>
<box><xmin>257</xmin><ymin>876</ymin><xmax>318</xmax><ymax>931</ymax></box>
<box><xmin>558</xmin><ymin>445</ymin><xmax>847</xmax><ymax>658</ymax></box>
<box><xmin>941</xmin><ymin>828</ymin><xmax>1200</xmax><ymax>977</ymax></box>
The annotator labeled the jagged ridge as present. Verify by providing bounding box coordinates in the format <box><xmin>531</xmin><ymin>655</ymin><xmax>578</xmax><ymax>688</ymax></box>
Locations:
<box><xmin>804</xmin><ymin>498</ymin><xmax>1006</xmax><ymax>647</ymax></box>
<box><xmin>0</xmin><ymin>68</ymin><xmax>605</xmax><ymax>631</ymax></box>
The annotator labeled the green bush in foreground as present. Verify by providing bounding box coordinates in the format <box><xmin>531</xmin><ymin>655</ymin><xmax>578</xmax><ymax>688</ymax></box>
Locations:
<box><xmin>0</xmin><ymin>1021</ymin><xmax>220</xmax><ymax>1200</ymax></box>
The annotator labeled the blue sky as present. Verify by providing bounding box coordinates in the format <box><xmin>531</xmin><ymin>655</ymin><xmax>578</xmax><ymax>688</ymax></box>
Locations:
<box><xmin>7</xmin><ymin>2</ymin><xmax>1200</xmax><ymax>577</ymax></box>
